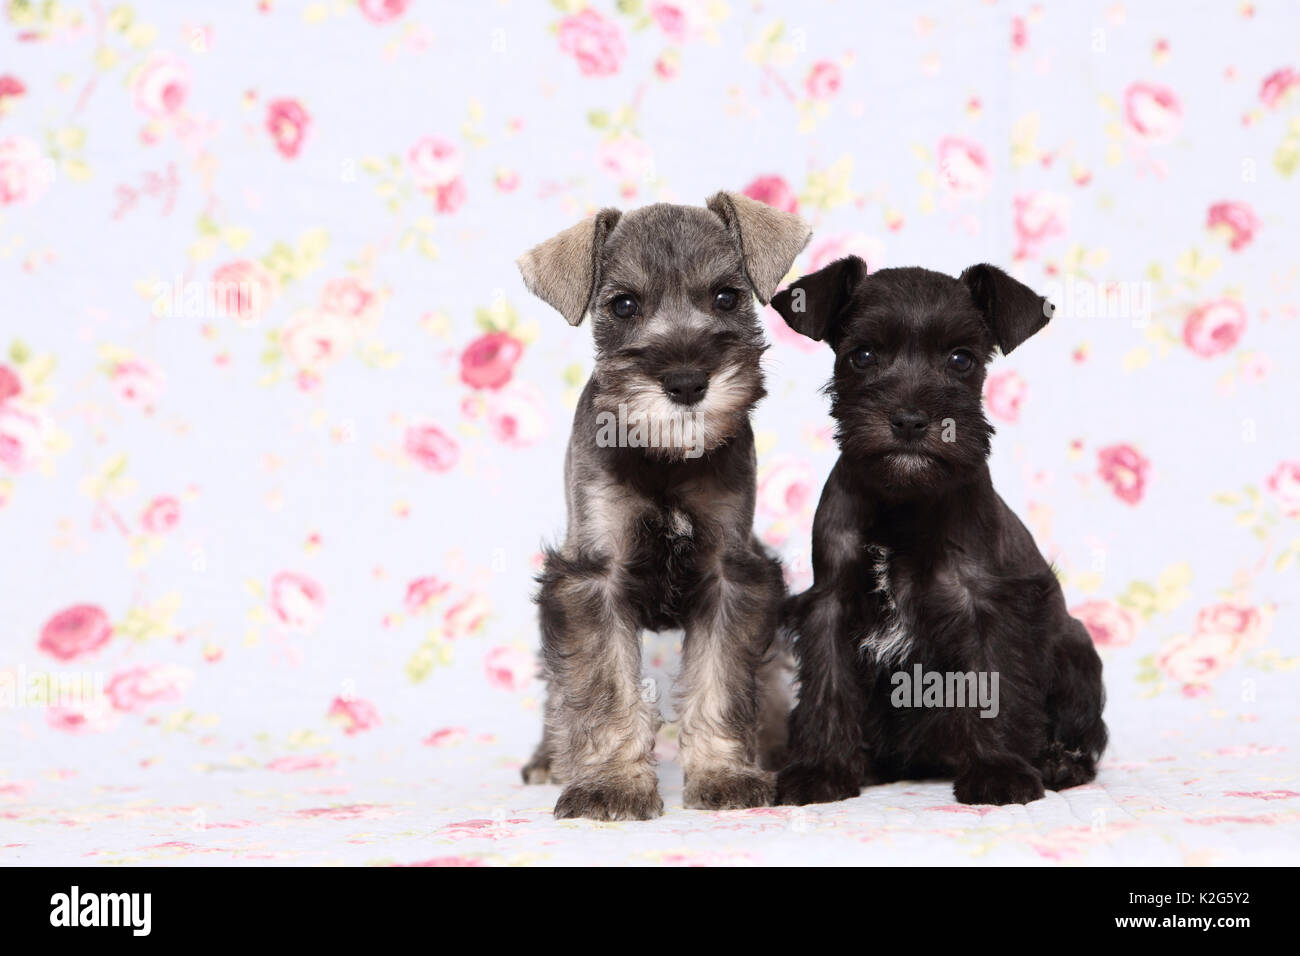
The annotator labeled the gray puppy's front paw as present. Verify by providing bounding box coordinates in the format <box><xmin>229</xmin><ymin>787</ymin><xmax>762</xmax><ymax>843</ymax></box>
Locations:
<box><xmin>684</xmin><ymin>769</ymin><xmax>775</xmax><ymax>810</ymax></box>
<box><xmin>554</xmin><ymin>778</ymin><xmax>664</xmax><ymax>821</ymax></box>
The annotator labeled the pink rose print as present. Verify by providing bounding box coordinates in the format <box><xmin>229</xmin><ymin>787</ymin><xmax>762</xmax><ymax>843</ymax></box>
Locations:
<box><xmin>757</xmin><ymin>456</ymin><xmax>814</xmax><ymax>520</ymax></box>
<box><xmin>0</xmin><ymin>364</ymin><xmax>19</xmax><ymax>403</ymax></box>
<box><xmin>0</xmin><ymin>75</ymin><xmax>24</xmax><ymax>108</ymax></box>
<box><xmin>460</xmin><ymin>332</ymin><xmax>523</xmax><ymax>390</ymax></box>
<box><xmin>983</xmin><ymin>369</ymin><xmax>1028</xmax><ymax>423</ymax></box>
<box><xmin>358</xmin><ymin>0</ymin><xmax>411</xmax><ymax>24</ymax></box>
<box><xmin>807</xmin><ymin>233</ymin><xmax>885</xmax><ymax>273</ymax></box>
<box><xmin>404</xmin><ymin>422</ymin><xmax>460</xmax><ymax>472</ymax></box>
<box><xmin>328</xmin><ymin>696</ymin><xmax>381</xmax><ymax>734</ymax></box>
<box><xmin>556</xmin><ymin>9</ymin><xmax>626</xmax><ymax>77</ymax></box>
<box><xmin>405</xmin><ymin>576</ymin><xmax>451</xmax><ymax>614</ymax></box>
<box><xmin>407</xmin><ymin>137</ymin><xmax>459</xmax><ymax>188</ymax></box>
<box><xmin>1265</xmin><ymin>461</ymin><xmax>1300</xmax><ymax>517</ymax></box>
<box><xmin>805</xmin><ymin>60</ymin><xmax>843</xmax><ymax>99</ymax></box>
<box><xmin>1097</xmin><ymin>443</ymin><xmax>1150</xmax><ymax>505</ymax></box>
<box><xmin>766</xmin><ymin>305</ymin><xmax>822</xmax><ymax>354</ymax></box>
<box><xmin>280</xmin><ymin>309</ymin><xmax>354</xmax><ymax>374</ymax></box>
<box><xmin>1070</xmin><ymin>600</ymin><xmax>1138</xmax><ymax>648</ymax></box>
<box><xmin>423</xmin><ymin>727</ymin><xmax>467</xmax><ymax>747</ymax></box>
<box><xmin>444</xmin><ymin>592</ymin><xmax>490</xmax><ymax>639</ymax></box>
<box><xmin>494</xmin><ymin>168</ymin><xmax>520</xmax><ymax>193</ymax></box>
<box><xmin>106</xmin><ymin>664</ymin><xmax>193</xmax><ymax>712</ymax></box>
<box><xmin>1156</xmin><ymin>629</ymin><xmax>1237</xmax><ymax>695</ymax></box>
<box><xmin>269</xmin><ymin>571</ymin><xmax>326</xmax><ymax>633</ymax></box>
<box><xmin>485</xmin><ymin>383</ymin><xmax>547</xmax><ymax>447</ymax></box>
<box><xmin>47</xmin><ymin>699</ymin><xmax>119</xmax><ymax>734</ymax></box>
<box><xmin>1157</xmin><ymin>603</ymin><xmax>1270</xmax><ymax>695</ymax></box>
<box><xmin>741</xmin><ymin>175</ymin><xmax>799</xmax><ymax>213</ymax></box>
<box><xmin>1194</xmin><ymin>603</ymin><xmax>1268</xmax><ymax>651</ymax></box>
<box><xmin>319</xmin><ymin>275</ymin><xmax>383</xmax><ymax>337</ymax></box>
<box><xmin>266</xmin><ymin>98</ymin><xmax>311</xmax><ymax>158</ymax></box>
<box><xmin>1183</xmin><ymin>299</ymin><xmax>1246</xmax><ymax>358</ymax></box>
<box><xmin>938</xmin><ymin>137</ymin><xmax>991</xmax><ymax>199</ymax></box>
<box><xmin>130</xmin><ymin>51</ymin><xmax>190</xmax><ymax>118</ymax></box>
<box><xmin>1259</xmin><ymin>67</ymin><xmax>1299</xmax><ymax>109</ymax></box>
<box><xmin>0</xmin><ymin>403</ymin><xmax>44</xmax><ymax>472</ymax></box>
<box><xmin>140</xmin><ymin>495</ymin><xmax>181</xmax><ymax>534</ymax></box>
<box><xmin>1011</xmin><ymin>15</ymin><xmax>1028</xmax><ymax>52</ymax></box>
<box><xmin>39</xmin><ymin>604</ymin><xmax>114</xmax><ymax>660</ymax></box>
<box><xmin>110</xmin><ymin>357</ymin><xmax>164</xmax><ymax>405</ymax></box>
<box><xmin>212</xmin><ymin>260</ymin><xmax>278</xmax><ymax>326</ymax></box>
<box><xmin>484</xmin><ymin>646</ymin><xmax>534</xmax><ymax>692</ymax></box>
<box><xmin>1206</xmin><ymin>201</ymin><xmax>1259</xmax><ymax>252</ymax></box>
<box><xmin>407</xmin><ymin>137</ymin><xmax>467</xmax><ymax>212</ymax></box>
<box><xmin>597</xmin><ymin>134</ymin><xmax>654</xmax><ymax>185</ymax></box>
<box><xmin>433</xmin><ymin>176</ymin><xmax>466</xmax><ymax>214</ymax></box>
<box><xmin>1123</xmin><ymin>83</ymin><xmax>1182</xmax><ymax>143</ymax></box>
<box><xmin>1012</xmin><ymin>192</ymin><xmax>1069</xmax><ymax>260</ymax></box>
<box><xmin>0</xmin><ymin>136</ymin><xmax>51</xmax><ymax>206</ymax></box>
<box><xmin>650</xmin><ymin>3</ymin><xmax>687</xmax><ymax>41</ymax></box>
<box><xmin>266</xmin><ymin>754</ymin><xmax>337</xmax><ymax>772</ymax></box>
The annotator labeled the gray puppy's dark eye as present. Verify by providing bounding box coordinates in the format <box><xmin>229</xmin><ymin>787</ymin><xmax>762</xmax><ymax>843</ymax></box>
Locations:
<box><xmin>611</xmin><ymin>295</ymin><xmax>639</xmax><ymax>319</ymax></box>
<box><xmin>947</xmin><ymin>349</ymin><xmax>975</xmax><ymax>374</ymax></box>
<box><xmin>848</xmin><ymin>347</ymin><xmax>876</xmax><ymax>370</ymax></box>
<box><xmin>712</xmin><ymin>288</ymin><xmax>740</xmax><ymax>311</ymax></box>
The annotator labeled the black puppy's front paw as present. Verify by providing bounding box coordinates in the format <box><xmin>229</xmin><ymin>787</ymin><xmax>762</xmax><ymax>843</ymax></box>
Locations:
<box><xmin>954</xmin><ymin>764</ymin><xmax>1045</xmax><ymax>806</ymax></box>
<box><xmin>1037</xmin><ymin>742</ymin><xmax>1097</xmax><ymax>791</ymax></box>
<box><xmin>775</xmin><ymin>762</ymin><xmax>861</xmax><ymax>806</ymax></box>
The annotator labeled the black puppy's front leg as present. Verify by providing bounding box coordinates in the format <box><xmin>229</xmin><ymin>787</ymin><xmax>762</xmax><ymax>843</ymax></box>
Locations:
<box><xmin>776</xmin><ymin>588</ymin><xmax>871</xmax><ymax>805</ymax></box>
<box><xmin>950</xmin><ymin>702</ymin><xmax>1046</xmax><ymax>806</ymax></box>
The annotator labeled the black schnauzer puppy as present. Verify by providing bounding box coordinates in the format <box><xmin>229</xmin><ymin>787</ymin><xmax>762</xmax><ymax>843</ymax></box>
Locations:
<box><xmin>515</xmin><ymin>192</ymin><xmax>809</xmax><ymax>820</ymax></box>
<box><xmin>770</xmin><ymin>257</ymin><xmax>1107</xmax><ymax>806</ymax></box>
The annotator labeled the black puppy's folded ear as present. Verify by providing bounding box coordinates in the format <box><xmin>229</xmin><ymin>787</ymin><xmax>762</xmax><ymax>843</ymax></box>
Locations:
<box><xmin>516</xmin><ymin>208</ymin><xmax>622</xmax><ymax>326</ymax></box>
<box><xmin>960</xmin><ymin>263</ymin><xmax>1054</xmax><ymax>355</ymax></box>
<box><xmin>770</xmin><ymin>255</ymin><xmax>867</xmax><ymax>346</ymax></box>
<box><xmin>706</xmin><ymin>190</ymin><xmax>811</xmax><ymax>305</ymax></box>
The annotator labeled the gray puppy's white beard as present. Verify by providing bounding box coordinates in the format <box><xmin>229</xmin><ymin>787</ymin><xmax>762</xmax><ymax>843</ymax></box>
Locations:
<box><xmin>594</xmin><ymin>364</ymin><xmax>754</xmax><ymax>460</ymax></box>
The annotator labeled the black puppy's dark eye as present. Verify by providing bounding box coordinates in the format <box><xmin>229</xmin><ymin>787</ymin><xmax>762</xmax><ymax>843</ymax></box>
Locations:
<box><xmin>848</xmin><ymin>347</ymin><xmax>876</xmax><ymax>370</ymax></box>
<box><xmin>712</xmin><ymin>288</ymin><xmax>740</xmax><ymax>312</ymax></box>
<box><xmin>947</xmin><ymin>349</ymin><xmax>975</xmax><ymax>374</ymax></box>
<box><xmin>611</xmin><ymin>295</ymin><xmax>639</xmax><ymax>319</ymax></box>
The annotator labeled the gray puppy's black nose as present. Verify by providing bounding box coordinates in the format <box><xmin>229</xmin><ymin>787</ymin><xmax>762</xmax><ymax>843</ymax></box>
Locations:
<box><xmin>662</xmin><ymin>369</ymin><xmax>709</xmax><ymax>406</ymax></box>
<box><xmin>890</xmin><ymin>409</ymin><xmax>929</xmax><ymax>440</ymax></box>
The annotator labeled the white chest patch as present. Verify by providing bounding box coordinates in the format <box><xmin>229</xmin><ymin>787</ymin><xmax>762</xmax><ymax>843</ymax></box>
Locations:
<box><xmin>860</xmin><ymin>545</ymin><xmax>914</xmax><ymax>666</ymax></box>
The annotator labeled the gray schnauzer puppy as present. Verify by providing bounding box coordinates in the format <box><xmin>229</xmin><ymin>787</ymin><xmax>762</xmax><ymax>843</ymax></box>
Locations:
<box><xmin>515</xmin><ymin>192</ymin><xmax>810</xmax><ymax>820</ymax></box>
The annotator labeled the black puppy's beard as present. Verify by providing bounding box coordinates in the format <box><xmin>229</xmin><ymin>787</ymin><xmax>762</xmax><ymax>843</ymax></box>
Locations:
<box><xmin>831</xmin><ymin>406</ymin><xmax>994</xmax><ymax>500</ymax></box>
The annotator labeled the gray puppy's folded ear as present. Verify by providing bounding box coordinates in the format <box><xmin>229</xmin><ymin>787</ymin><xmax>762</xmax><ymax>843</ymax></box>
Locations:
<box><xmin>516</xmin><ymin>208</ymin><xmax>622</xmax><ymax>326</ymax></box>
<box><xmin>960</xmin><ymin>263</ymin><xmax>1055</xmax><ymax>355</ymax></box>
<box><xmin>706</xmin><ymin>191</ymin><xmax>811</xmax><ymax>305</ymax></box>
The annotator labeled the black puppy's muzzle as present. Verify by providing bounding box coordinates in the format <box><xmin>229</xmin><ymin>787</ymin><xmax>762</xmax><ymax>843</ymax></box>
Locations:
<box><xmin>662</xmin><ymin>368</ymin><xmax>709</xmax><ymax>406</ymax></box>
<box><xmin>889</xmin><ymin>408</ymin><xmax>929</xmax><ymax>441</ymax></box>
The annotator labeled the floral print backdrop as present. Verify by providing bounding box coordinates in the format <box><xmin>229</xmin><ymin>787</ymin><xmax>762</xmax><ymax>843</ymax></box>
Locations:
<box><xmin>2</xmin><ymin>0</ymin><xmax>1298</xmax><ymax>865</ymax></box>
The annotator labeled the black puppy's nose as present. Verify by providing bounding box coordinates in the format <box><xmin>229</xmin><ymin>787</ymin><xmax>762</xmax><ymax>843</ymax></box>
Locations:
<box><xmin>890</xmin><ymin>409</ymin><xmax>929</xmax><ymax>440</ymax></box>
<box><xmin>662</xmin><ymin>369</ymin><xmax>709</xmax><ymax>406</ymax></box>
